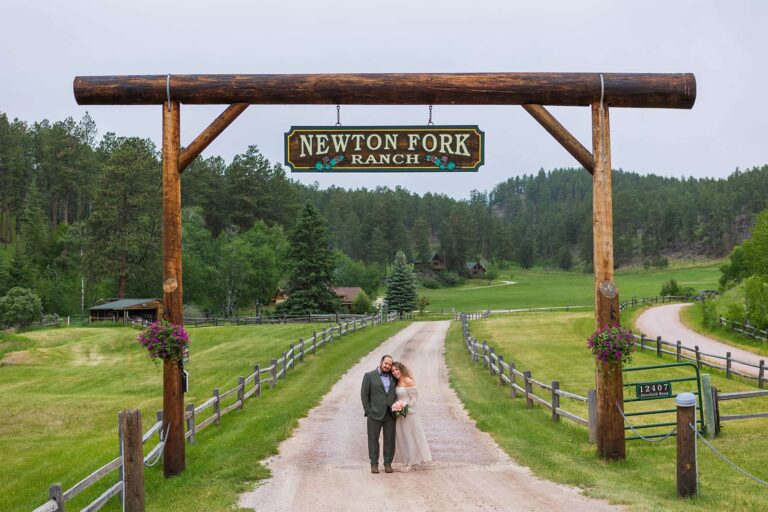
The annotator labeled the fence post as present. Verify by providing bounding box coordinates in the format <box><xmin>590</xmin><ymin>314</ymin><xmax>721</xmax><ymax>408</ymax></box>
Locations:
<box><xmin>726</xmin><ymin>352</ymin><xmax>732</xmax><ymax>378</ymax></box>
<box><xmin>676</xmin><ymin>393</ymin><xmax>697</xmax><ymax>498</ymax></box>
<box><xmin>186</xmin><ymin>403</ymin><xmax>195</xmax><ymax>444</ymax></box>
<box><xmin>695</xmin><ymin>346</ymin><xmax>701</xmax><ymax>369</ymax></box>
<box><xmin>155</xmin><ymin>411</ymin><xmax>163</xmax><ymax>444</ymax></box>
<box><xmin>523</xmin><ymin>370</ymin><xmax>533</xmax><ymax>409</ymax></box>
<box><xmin>120</xmin><ymin>410</ymin><xmax>145</xmax><ymax>512</ymax></box>
<box><xmin>498</xmin><ymin>355</ymin><xmax>505</xmax><ymax>385</ymax></box>
<box><xmin>213</xmin><ymin>389</ymin><xmax>221</xmax><ymax>425</ymax></box>
<box><xmin>676</xmin><ymin>340</ymin><xmax>682</xmax><ymax>362</ymax></box>
<box><xmin>299</xmin><ymin>338</ymin><xmax>305</xmax><ymax>362</ymax></box>
<box><xmin>759</xmin><ymin>360</ymin><xmax>765</xmax><ymax>389</ymax></box>
<box><xmin>482</xmin><ymin>341</ymin><xmax>488</xmax><ymax>368</ymax></box>
<box><xmin>238</xmin><ymin>376</ymin><xmax>245</xmax><ymax>409</ymax></box>
<box><xmin>587</xmin><ymin>389</ymin><xmax>597</xmax><ymax>444</ymax></box>
<box><xmin>271</xmin><ymin>358</ymin><xmax>277</xmax><ymax>388</ymax></box>
<box><xmin>701</xmin><ymin>374</ymin><xmax>716</xmax><ymax>439</ymax></box>
<box><xmin>656</xmin><ymin>336</ymin><xmax>662</xmax><ymax>358</ymax></box>
<box><xmin>551</xmin><ymin>381</ymin><xmax>560</xmax><ymax>422</ymax></box>
<box><xmin>712</xmin><ymin>386</ymin><xmax>721</xmax><ymax>435</ymax></box>
<box><xmin>282</xmin><ymin>352</ymin><xmax>287</xmax><ymax>378</ymax></box>
<box><xmin>510</xmin><ymin>362</ymin><xmax>517</xmax><ymax>398</ymax></box>
<box><xmin>489</xmin><ymin>347</ymin><xmax>496</xmax><ymax>375</ymax></box>
<box><xmin>288</xmin><ymin>344</ymin><xmax>294</xmax><ymax>369</ymax></box>
<box><xmin>49</xmin><ymin>484</ymin><xmax>64</xmax><ymax>512</ymax></box>
<box><xmin>254</xmin><ymin>364</ymin><xmax>261</xmax><ymax>397</ymax></box>
<box><xmin>640</xmin><ymin>334</ymin><xmax>645</xmax><ymax>352</ymax></box>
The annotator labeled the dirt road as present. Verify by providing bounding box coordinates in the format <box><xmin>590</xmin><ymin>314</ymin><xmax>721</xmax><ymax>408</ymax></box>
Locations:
<box><xmin>636</xmin><ymin>303</ymin><xmax>765</xmax><ymax>377</ymax></box>
<box><xmin>238</xmin><ymin>321</ymin><xmax>619</xmax><ymax>512</ymax></box>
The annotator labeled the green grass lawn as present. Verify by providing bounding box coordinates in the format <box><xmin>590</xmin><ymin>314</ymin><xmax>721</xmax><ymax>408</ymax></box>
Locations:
<box><xmin>0</xmin><ymin>321</ymin><xmax>408</xmax><ymax>511</ymax></box>
<box><xmin>446</xmin><ymin>312</ymin><xmax>768</xmax><ymax>511</ymax></box>
<box><xmin>420</xmin><ymin>262</ymin><xmax>722</xmax><ymax>311</ymax></box>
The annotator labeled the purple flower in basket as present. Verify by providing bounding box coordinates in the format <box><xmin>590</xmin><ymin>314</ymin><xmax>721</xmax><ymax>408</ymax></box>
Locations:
<box><xmin>137</xmin><ymin>320</ymin><xmax>189</xmax><ymax>363</ymax></box>
<box><xmin>587</xmin><ymin>324</ymin><xmax>635</xmax><ymax>366</ymax></box>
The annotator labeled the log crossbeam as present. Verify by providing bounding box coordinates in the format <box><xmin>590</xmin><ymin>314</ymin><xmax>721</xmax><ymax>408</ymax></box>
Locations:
<box><xmin>522</xmin><ymin>104</ymin><xmax>595</xmax><ymax>174</ymax></box>
<box><xmin>179</xmin><ymin>103</ymin><xmax>249</xmax><ymax>172</ymax></box>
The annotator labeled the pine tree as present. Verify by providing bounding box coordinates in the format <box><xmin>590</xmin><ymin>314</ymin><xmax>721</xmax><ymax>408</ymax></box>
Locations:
<box><xmin>385</xmin><ymin>250</ymin><xmax>417</xmax><ymax>316</ymax></box>
<box><xmin>279</xmin><ymin>201</ymin><xmax>339</xmax><ymax>314</ymax></box>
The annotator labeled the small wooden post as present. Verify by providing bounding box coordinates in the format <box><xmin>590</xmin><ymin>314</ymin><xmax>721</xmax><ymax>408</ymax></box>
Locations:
<box><xmin>155</xmin><ymin>411</ymin><xmax>164</xmax><ymax>444</ymax></box>
<box><xmin>676</xmin><ymin>340</ymin><xmax>682</xmax><ymax>362</ymax></box>
<box><xmin>489</xmin><ymin>347</ymin><xmax>496</xmax><ymax>375</ymax></box>
<box><xmin>640</xmin><ymin>334</ymin><xmax>645</xmax><ymax>352</ymax></box>
<box><xmin>726</xmin><ymin>352</ymin><xmax>732</xmax><ymax>378</ymax></box>
<box><xmin>281</xmin><ymin>352</ymin><xmax>287</xmax><ymax>379</ymax></box>
<box><xmin>213</xmin><ymin>389</ymin><xmax>220</xmax><ymax>425</ymax></box>
<box><xmin>524</xmin><ymin>371</ymin><xmax>533</xmax><ymax>409</ymax></box>
<box><xmin>551</xmin><ymin>381</ymin><xmax>560</xmax><ymax>422</ymax></box>
<box><xmin>712</xmin><ymin>386</ymin><xmax>721</xmax><ymax>435</ymax></box>
<box><xmin>510</xmin><ymin>362</ymin><xmax>517</xmax><ymax>398</ymax></box>
<box><xmin>701</xmin><ymin>374</ymin><xmax>716</xmax><ymax>439</ymax></box>
<box><xmin>657</xmin><ymin>336</ymin><xmax>662</xmax><ymax>358</ymax></box>
<box><xmin>185</xmin><ymin>403</ymin><xmax>195</xmax><ymax>444</ymax></box>
<box><xmin>299</xmin><ymin>338</ymin><xmax>304</xmax><ymax>362</ymax></box>
<box><xmin>759</xmin><ymin>360</ymin><xmax>765</xmax><ymax>389</ymax></box>
<box><xmin>270</xmin><ymin>358</ymin><xmax>277</xmax><ymax>389</ymax></box>
<box><xmin>120</xmin><ymin>410</ymin><xmax>145</xmax><ymax>512</ymax></box>
<box><xmin>288</xmin><ymin>344</ymin><xmax>294</xmax><ymax>369</ymax></box>
<box><xmin>695</xmin><ymin>346</ymin><xmax>701</xmax><ymax>369</ymax></box>
<box><xmin>498</xmin><ymin>355</ymin><xmax>505</xmax><ymax>385</ymax></box>
<box><xmin>587</xmin><ymin>389</ymin><xmax>598</xmax><ymax>444</ymax></box>
<box><xmin>676</xmin><ymin>393</ymin><xmax>697</xmax><ymax>497</ymax></box>
<box><xmin>312</xmin><ymin>333</ymin><xmax>317</xmax><ymax>354</ymax></box>
<box><xmin>254</xmin><ymin>364</ymin><xmax>261</xmax><ymax>397</ymax></box>
<box><xmin>49</xmin><ymin>484</ymin><xmax>64</xmax><ymax>512</ymax></box>
<box><xmin>237</xmin><ymin>376</ymin><xmax>245</xmax><ymax>409</ymax></box>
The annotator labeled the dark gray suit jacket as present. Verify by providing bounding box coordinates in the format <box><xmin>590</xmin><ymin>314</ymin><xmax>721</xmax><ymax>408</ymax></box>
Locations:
<box><xmin>361</xmin><ymin>368</ymin><xmax>397</xmax><ymax>421</ymax></box>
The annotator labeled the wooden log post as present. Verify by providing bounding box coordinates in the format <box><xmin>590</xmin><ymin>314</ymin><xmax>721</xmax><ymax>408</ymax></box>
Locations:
<box><xmin>161</xmin><ymin>101</ymin><xmax>186</xmax><ymax>477</ymax></box>
<box><xmin>726</xmin><ymin>352</ymin><xmax>732</xmax><ymax>378</ymax></box>
<box><xmin>120</xmin><ymin>410</ymin><xmax>145</xmax><ymax>512</ymax></box>
<box><xmin>524</xmin><ymin>371</ymin><xmax>533</xmax><ymax>409</ymax></box>
<box><xmin>299</xmin><ymin>338</ymin><xmax>304</xmax><ymax>362</ymax></box>
<box><xmin>281</xmin><ymin>352</ymin><xmax>287</xmax><ymax>379</ymax></box>
<box><xmin>656</xmin><ymin>336</ymin><xmax>662</xmax><ymax>358</ymax></box>
<box><xmin>510</xmin><ymin>362</ymin><xmax>517</xmax><ymax>398</ymax></box>
<box><xmin>489</xmin><ymin>347</ymin><xmax>496</xmax><ymax>375</ymax></box>
<box><xmin>759</xmin><ymin>360</ymin><xmax>765</xmax><ymax>389</ymax></box>
<box><xmin>270</xmin><ymin>358</ymin><xmax>277</xmax><ymax>389</ymax></box>
<box><xmin>640</xmin><ymin>334</ymin><xmax>645</xmax><ymax>352</ymax></box>
<box><xmin>237</xmin><ymin>376</ymin><xmax>245</xmax><ymax>409</ymax></box>
<box><xmin>213</xmin><ymin>389</ymin><xmax>220</xmax><ymax>425</ymax></box>
<box><xmin>587</xmin><ymin>389</ymin><xmax>598</xmax><ymax>444</ymax></box>
<box><xmin>185</xmin><ymin>403</ymin><xmax>195</xmax><ymax>444</ymax></box>
<box><xmin>676</xmin><ymin>340</ymin><xmax>682</xmax><ymax>362</ymax></box>
<box><xmin>592</xmin><ymin>99</ymin><xmax>625</xmax><ymax>461</ymax></box>
<box><xmin>695</xmin><ymin>346</ymin><xmax>702</xmax><ymax>369</ymax></box>
<box><xmin>551</xmin><ymin>381</ymin><xmax>560</xmax><ymax>422</ymax></box>
<box><xmin>701</xmin><ymin>374</ymin><xmax>716</xmax><ymax>439</ymax></box>
<box><xmin>49</xmin><ymin>484</ymin><xmax>64</xmax><ymax>512</ymax></box>
<box><xmin>676</xmin><ymin>393</ymin><xmax>698</xmax><ymax>497</ymax></box>
<box><xmin>498</xmin><ymin>355</ymin><xmax>505</xmax><ymax>385</ymax></box>
<box><xmin>712</xmin><ymin>386</ymin><xmax>721</xmax><ymax>435</ymax></box>
<box><xmin>254</xmin><ymin>364</ymin><xmax>261</xmax><ymax>397</ymax></box>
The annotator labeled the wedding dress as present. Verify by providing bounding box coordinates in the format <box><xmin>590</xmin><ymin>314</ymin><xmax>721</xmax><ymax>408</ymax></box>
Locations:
<box><xmin>393</xmin><ymin>386</ymin><xmax>432</xmax><ymax>465</ymax></box>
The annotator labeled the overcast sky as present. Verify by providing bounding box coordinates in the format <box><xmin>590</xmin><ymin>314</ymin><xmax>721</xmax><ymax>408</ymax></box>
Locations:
<box><xmin>2</xmin><ymin>0</ymin><xmax>766</xmax><ymax>198</ymax></box>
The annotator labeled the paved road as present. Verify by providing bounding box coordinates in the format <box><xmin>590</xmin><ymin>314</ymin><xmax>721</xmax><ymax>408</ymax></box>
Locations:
<box><xmin>636</xmin><ymin>303</ymin><xmax>766</xmax><ymax>377</ymax></box>
<box><xmin>239</xmin><ymin>321</ymin><xmax>619</xmax><ymax>512</ymax></box>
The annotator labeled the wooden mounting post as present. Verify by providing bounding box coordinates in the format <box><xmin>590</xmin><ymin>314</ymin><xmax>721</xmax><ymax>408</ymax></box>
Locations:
<box><xmin>592</xmin><ymin>100</ymin><xmax>625</xmax><ymax>461</ymax></box>
<box><xmin>676</xmin><ymin>393</ymin><xmax>698</xmax><ymax>497</ymax></box>
<box><xmin>120</xmin><ymin>410</ymin><xmax>145</xmax><ymax>512</ymax></box>
<box><xmin>162</xmin><ymin>101</ymin><xmax>186</xmax><ymax>477</ymax></box>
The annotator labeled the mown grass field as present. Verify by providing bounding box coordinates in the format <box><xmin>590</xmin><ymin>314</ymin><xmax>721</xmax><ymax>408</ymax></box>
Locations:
<box><xmin>420</xmin><ymin>262</ymin><xmax>722</xmax><ymax>311</ymax></box>
<box><xmin>446</xmin><ymin>312</ymin><xmax>768</xmax><ymax>511</ymax></box>
<box><xmin>0</xmin><ymin>321</ymin><xmax>408</xmax><ymax>511</ymax></box>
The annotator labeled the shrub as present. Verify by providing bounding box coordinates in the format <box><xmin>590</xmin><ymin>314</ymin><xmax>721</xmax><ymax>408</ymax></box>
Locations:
<box><xmin>438</xmin><ymin>271</ymin><xmax>462</xmax><ymax>287</ymax></box>
<box><xmin>484</xmin><ymin>265</ymin><xmax>500</xmax><ymax>283</ymax></box>
<box><xmin>420</xmin><ymin>276</ymin><xmax>440</xmax><ymax>289</ymax></box>
<box><xmin>417</xmin><ymin>296</ymin><xmax>430</xmax><ymax>315</ymax></box>
<box><xmin>351</xmin><ymin>291</ymin><xmax>373</xmax><ymax>315</ymax></box>
<box><xmin>660</xmin><ymin>279</ymin><xmax>681</xmax><ymax>296</ymax></box>
<box><xmin>725</xmin><ymin>303</ymin><xmax>746</xmax><ymax>324</ymax></box>
<box><xmin>699</xmin><ymin>299</ymin><xmax>718</xmax><ymax>328</ymax></box>
<box><xmin>0</xmin><ymin>287</ymin><xmax>42</xmax><ymax>328</ymax></box>
<box><xmin>744</xmin><ymin>275</ymin><xmax>768</xmax><ymax>329</ymax></box>
<box><xmin>653</xmin><ymin>255</ymin><xmax>669</xmax><ymax>269</ymax></box>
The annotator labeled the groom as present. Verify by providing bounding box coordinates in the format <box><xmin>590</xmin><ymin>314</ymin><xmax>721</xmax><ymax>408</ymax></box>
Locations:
<box><xmin>361</xmin><ymin>354</ymin><xmax>397</xmax><ymax>474</ymax></box>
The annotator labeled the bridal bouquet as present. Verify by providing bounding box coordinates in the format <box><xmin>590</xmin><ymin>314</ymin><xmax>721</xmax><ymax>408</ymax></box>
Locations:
<box><xmin>391</xmin><ymin>400</ymin><xmax>409</xmax><ymax>417</ymax></box>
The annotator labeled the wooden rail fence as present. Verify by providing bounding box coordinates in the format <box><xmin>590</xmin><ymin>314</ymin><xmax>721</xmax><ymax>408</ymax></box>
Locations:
<box><xmin>719</xmin><ymin>316</ymin><xmax>768</xmax><ymax>343</ymax></box>
<box><xmin>32</xmin><ymin>311</ymin><xmax>398</xmax><ymax>512</ymax></box>
<box><xmin>460</xmin><ymin>312</ymin><xmax>598</xmax><ymax>442</ymax></box>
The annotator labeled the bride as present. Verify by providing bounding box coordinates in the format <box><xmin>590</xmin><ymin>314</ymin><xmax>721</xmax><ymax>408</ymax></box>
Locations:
<box><xmin>391</xmin><ymin>362</ymin><xmax>432</xmax><ymax>466</ymax></box>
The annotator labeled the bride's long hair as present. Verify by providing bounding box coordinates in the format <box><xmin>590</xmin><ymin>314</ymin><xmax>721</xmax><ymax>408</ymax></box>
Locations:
<box><xmin>392</xmin><ymin>362</ymin><xmax>412</xmax><ymax>381</ymax></box>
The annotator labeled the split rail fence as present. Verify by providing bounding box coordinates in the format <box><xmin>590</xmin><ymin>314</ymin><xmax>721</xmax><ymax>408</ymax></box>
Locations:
<box><xmin>32</xmin><ymin>311</ymin><xmax>398</xmax><ymax>512</ymax></box>
<box><xmin>719</xmin><ymin>316</ymin><xmax>768</xmax><ymax>344</ymax></box>
<box><xmin>460</xmin><ymin>312</ymin><xmax>598</xmax><ymax>442</ymax></box>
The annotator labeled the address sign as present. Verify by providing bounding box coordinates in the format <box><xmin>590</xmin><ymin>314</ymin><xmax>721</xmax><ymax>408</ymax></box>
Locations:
<box><xmin>285</xmin><ymin>125</ymin><xmax>484</xmax><ymax>172</ymax></box>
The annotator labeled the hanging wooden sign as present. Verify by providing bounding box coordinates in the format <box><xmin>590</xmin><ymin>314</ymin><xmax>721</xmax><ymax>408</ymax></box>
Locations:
<box><xmin>285</xmin><ymin>126</ymin><xmax>484</xmax><ymax>172</ymax></box>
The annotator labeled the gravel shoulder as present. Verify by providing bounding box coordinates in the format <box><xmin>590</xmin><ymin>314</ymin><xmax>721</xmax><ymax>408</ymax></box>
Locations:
<box><xmin>238</xmin><ymin>321</ymin><xmax>619</xmax><ymax>512</ymax></box>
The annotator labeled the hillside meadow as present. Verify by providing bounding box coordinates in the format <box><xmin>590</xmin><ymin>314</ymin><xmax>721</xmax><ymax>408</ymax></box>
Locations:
<box><xmin>446</xmin><ymin>311</ymin><xmax>768</xmax><ymax>511</ymax></box>
<box><xmin>0</xmin><ymin>321</ymin><xmax>408</xmax><ymax>511</ymax></box>
<box><xmin>418</xmin><ymin>261</ymin><xmax>722</xmax><ymax>311</ymax></box>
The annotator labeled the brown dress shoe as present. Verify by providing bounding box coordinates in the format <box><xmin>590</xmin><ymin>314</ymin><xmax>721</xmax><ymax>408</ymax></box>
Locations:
<box><xmin>384</xmin><ymin>464</ymin><xmax>393</xmax><ymax>473</ymax></box>
<box><xmin>371</xmin><ymin>464</ymin><xmax>380</xmax><ymax>474</ymax></box>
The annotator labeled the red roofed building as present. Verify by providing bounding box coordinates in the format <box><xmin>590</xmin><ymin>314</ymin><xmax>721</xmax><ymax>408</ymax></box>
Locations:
<box><xmin>333</xmin><ymin>287</ymin><xmax>364</xmax><ymax>310</ymax></box>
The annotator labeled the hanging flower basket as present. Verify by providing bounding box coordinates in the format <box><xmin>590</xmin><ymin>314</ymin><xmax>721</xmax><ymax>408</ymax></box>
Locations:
<box><xmin>587</xmin><ymin>325</ymin><xmax>635</xmax><ymax>366</ymax></box>
<box><xmin>137</xmin><ymin>320</ymin><xmax>190</xmax><ymax>364</ymax></box>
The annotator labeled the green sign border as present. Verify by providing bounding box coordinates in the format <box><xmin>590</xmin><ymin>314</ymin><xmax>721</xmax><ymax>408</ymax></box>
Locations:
<box><xmin>284</xmin><ymin>125</ymin><xmax>485</xmax><ymax>173</ymax></box>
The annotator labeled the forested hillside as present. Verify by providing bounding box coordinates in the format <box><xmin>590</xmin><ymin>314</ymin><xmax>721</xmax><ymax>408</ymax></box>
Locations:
<box><xmin>1</xmin><ymin>111</ymin><xmax>767</xmax><ymax>316</ymax></box>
